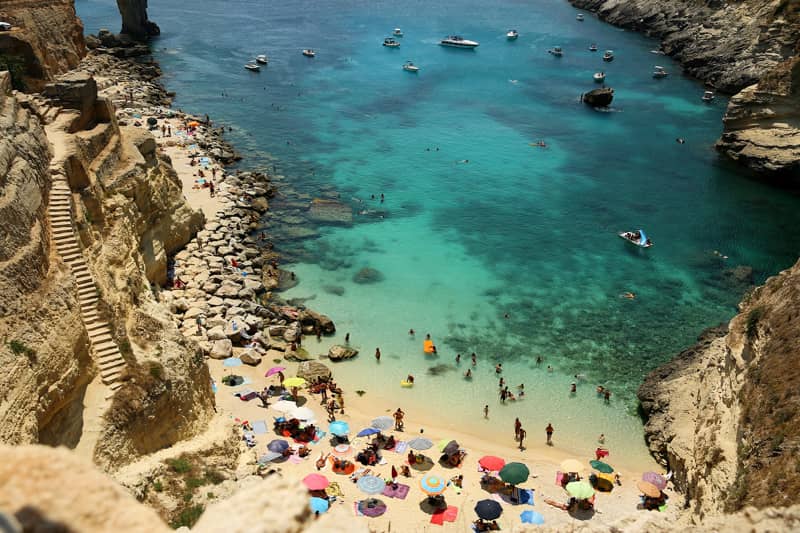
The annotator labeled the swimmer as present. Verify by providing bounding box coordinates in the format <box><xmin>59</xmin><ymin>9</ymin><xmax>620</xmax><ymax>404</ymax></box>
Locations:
<box><xmin>676</xmin><ymin>137</ymin><xmax>685</xmax><ymax>144</ymax></box>
<box><xmin>570</xmin><ymin>383</ymin><xmax>577</xmax><ymax>394</ymax></box>
<box><xmin>464</xmin><ymin>368</ymin><xmax>473</xmax><ymax>379</ymax></box>
<box><xmin>426</xmin><ymin>333</ymin><xmax>431</xmax><ymax>340</ymax></box>
<box><xmin>622</xmin><ymin>292</ymin><xmax>636</xmax><ymax>300</ymax></box>
<box><xmin>495</xmin><ymin>363</ymin><xmax>503</xmax><ymax>374</ymax></box>
<box><xmin>409</xmin><ymin>328</ymin><xmax>415</xmax><ymax>336</ymax></box>
<box><xmin>471</xmin><ymin>353</ymin><xmax>477</xmax><ymax>366</ymax></box>
<box><xmin>536</xmin><ymin>356</ymin><xmax>543</xmax><ymax>365</ymax></box>
<box><xmin>499</xmin><ymin>377</ymin><xmax>505</xmax><ymax>388</ymax></box>
<box><xmin>598</xmin><ymin>433</ymin><xmax>605</xmax><ymax>444</ymax></box>
<box><xmin>456</xmin><ymin>353</ymin><xmax>461</xmax><ymax>364</ymax></box>
<box><xmin>547</xmin><ymin>365</ymin><xmax>553</xmax><ymax>372</ymax></box>
<box><xmin>597</xmin><ymin>385</ymin><xmax>605</xmax><ymax>395</ymax></box>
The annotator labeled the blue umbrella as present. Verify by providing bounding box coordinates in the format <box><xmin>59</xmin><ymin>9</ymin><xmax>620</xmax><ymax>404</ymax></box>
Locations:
<box><xmin>329</xmin><ymin>420</ymin><xmax>350</xmax><ymax>436</ymax></box>
<box><xmin>310</xmin><ymin>497</ymin><xmax>329</xmax><ymax>514</ymax></box>
<box><xmin>357</xmin><ymin>475</ymin><xmax>386</xmax><ymax>495</ymax></box>
<box><xmin>267</xmin><ymin>439</ymin><xmax>290</xmax><ymax>453</ymax></box>
<box><xmin>222</xmin><ymin>357</ymin><xmax>242</xmax><ymax>367</ymax></box>
<box><xmin>357</xmin><ymin>427</ymin><xmax>381</xmax><ymax>437</ymax></box>
<box><xmin>520</xmin><ymin>510</ymin><xmax>545</xmax><ymax>525</ymax></box>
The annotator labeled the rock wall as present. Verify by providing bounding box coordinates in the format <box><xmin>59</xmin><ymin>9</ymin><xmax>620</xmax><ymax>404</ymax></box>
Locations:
<box><xmin>117</xmin><ymin>0</ymin><xmax>160</xmax><ymax>40</ymax></box>
<box><xmin>0</xmin><ymin>0</ymin><xmax>86</xmax><ymax>91</ymax></box>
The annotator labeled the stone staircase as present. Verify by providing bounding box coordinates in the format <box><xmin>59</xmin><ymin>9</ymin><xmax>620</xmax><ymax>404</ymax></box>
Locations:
<box><xmin>48</xmin><ymin>175</ymin><xmax>125</xmax><ymax>391</ymax></box>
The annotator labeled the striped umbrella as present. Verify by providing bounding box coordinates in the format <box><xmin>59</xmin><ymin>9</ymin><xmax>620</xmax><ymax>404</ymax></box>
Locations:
<box><xmin>331</xmin><ymin>444</ymin><xmax>352</xmax><ymax>457</ymax></box>
<box><xmin>419</xmin><ymin>473</ymin><xmax>447</xmax><ymax>495</ymax></box>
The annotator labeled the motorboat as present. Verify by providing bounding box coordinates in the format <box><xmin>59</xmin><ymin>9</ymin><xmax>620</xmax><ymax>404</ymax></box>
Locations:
<box><xmin>593</xmin><ymin>72</ymin><xmax>605</xmax><ymax>83</ymax></box>
<box><xmin>302</xmin><ymin>49</ymin><xmax>316</xmax><ymax>57</ymax></box>
<box><xmin>393</xmin><ymin>28</ymin><xmax>404</xmax><ymax>37</ymax></box>
<box><xmin>576</xmin><ymin>13</ymin><xmax>585</xmax><ymax>21</ymax></box>
<box><xmin>603</xmin><ymin>50</ymin><xmax>614</xmax><ymax>62</ymax></box>
<box><xmin>440</xmin><ymin>35</ymin><xmax>479</xmax><ymax>48</ymax></box>
<box><xmin>507</xmin><ymin>29</ymin><xmax>519</xmax><ymax>40</ymax></box>
<box><xmin>589</xmin><ymin>43</ymin><xmax>598</xmax><ymax>52</ymax></box>
<box><xmin>653</xmin><ymin>65</ymin><xmax>668</xmax><ymax>78</ymax></box>
<box><xmin>244</xmin><ymin>63</ymin><xmax>261</xmax><ymax>72</ymax></box>
<box><xmin>549</xmin><ymin>46</ymin><xmax>563</xmax><ymax>57</ymax></box>
<box><xmin>582</xmin><ymin>87</ymin><xmax>614</xmax><ymax>107</ymax></box>
<box><xmin>402</xmin><ymin>60</ymin><xmax>420</xmax><ymax>72</ymax></box>
<box><xmin>619</xmin><ymin>230</ymin><xmax>653</xmax><ymax>248</ymax></box>
<box><xmin>702</xmin><ymin>90</ymin><xmax>715</xmax><ymax>102</ymax></box>
<box><xmin>256</xmin><ymin>55</ymin><xmax>268</xmax><ymax>64</ymax></box>
<box><xmin>383</xmin><ymin>37</ymin><xmax>400</xmax><ymax>48</ymax></box>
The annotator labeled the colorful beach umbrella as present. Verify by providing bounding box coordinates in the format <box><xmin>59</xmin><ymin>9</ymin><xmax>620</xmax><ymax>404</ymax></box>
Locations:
<box><xmin>642</xmin><ymin>472</ymin><xmax>667</xmax><ymax>490</ymax></box>
<box><xmin>499</xmin><ymin>462</ymin><xmax>530</xmax><ymax>485</ymax></box>
<box><xmin>283</xmin><ymin>377</ymin><xmax>307</xmax><ymax>388</ymax></box>
<box><xmin>419</xmin><ymin>473</ymin><xmax>447</xmax><ymax>495</ymax></box>
<box><xmin>408</xmin><ymin>437</ymin><xmax>433</xmax><ymax>450</ymax></box>
<box><xmin>303</xmin><ymin>473</ymin><xmax>330</xmax><ymax>491</ymax></box>
<box><xmin>520</xmin><ymin>510</ymin><xmax>545</xmax><ymax>525</ymax></box>
<box><xmin>267</xmin><ymin>439</ymin><xmax>290</xmax><ymax>453</ymax></box>
<box><xmin>357</xmin><ymin>475</ymin><xmax>386</xmax><ymax>495</ymax></box>
<box><xmin>565</xmin><ymin>481</ymin><xmax>595</xmax><ymax>500</ymax></box>
<box><xmin>371</xmin><ymin>416</ymin><xmax>393</xmax><ymax>430</ymax></box>
<box><xmin>637</xmin><ymin>480</ymin><xmax>661</xmax><ymax>498</ymax></box>
<box><xmin>271</xmin><ymin>400</ymin><xmax>297</xmax><ymax>413</ymax></box>
<box><xmin>329</xmin><ymin>420</ymin><xmax>350</xmax><ymax>436</ymax></box>
<box><xmin>358</xmin><ymin>498</ymin><xmax>388</xmax><ymax>517</ymax></box>
<box><xmin>560</xmin><ymin>459</ymin><xmax>585</xmax><ymax>473</ymax></box>
<box><xmin>265</xmin><ymin>366</ymin><xmax>285</xmax><ymax>377</ymax></box>
<box><xmin>357</xmin><ymin>427</ymin><xmax>381</xmax><ymax>437</ymax></box>
<box><xmin>222</xmin><ymin>357</ymin><xmax>242</xmax><ymax>367</ymax></box>
<box><xmin>474</xmin><ymin>499</ymin><xmax>503</xmax><ymax>521</ymax></box>
<box><xmin>309</xmin><ymin>497</ymin><xmax>329</xmax><ymax>514</ymax></box>
<box><xmin>590</xmin><ymin>460</ymin><xmax>614</xmax><ymax>474</ymax></box>
<box><xmin>478</xmin><ymin>456</ymin><xmax>506</xmax><ymax>472</ymax></box>
<box><xmin>289</xmin><ymin>406</ymin><xmax>316</xmax><ymax>421</ymax></box>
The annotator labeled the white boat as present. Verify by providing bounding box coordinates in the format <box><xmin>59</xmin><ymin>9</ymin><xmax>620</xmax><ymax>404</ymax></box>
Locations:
<box><xmin>393</xmin><ymin>28</ymin><xmax>403</xmax><ymax>37</ymax></box>
<box><xmin>506</xmin><ymin>29</ymin><xmax>519</xmax><ymax>40</ymax></box>
<box><xmin>383</xmin><ymin>37</ymin><xmax>400</xmax><ymax>48</ymax></box>
<box><xmin>589</xmin><ymin>43</ymin><xmax>598</xmax><ymax>52</ymax></box>
<box><xmin>576</xmin><ymin>13</ymin><xmax>585</xmax><ymax>21</ymax></box>
<box><xmin>653</xmin><ymin>66</ymin><xmax>668</xmax><ymax>78</ymax></box>
<box><xmin>302</xmin><ymin>49</ymin><xmax>315</xmax><ymax>57</ymax></box>
<box><xmin>402</xmin><ymin>60</ymin><xmax>419</xmax><ymax>73</ymax></box>
<box><xmin>593</xmin><ymin>72</ymin><xmax>605</xmax><ymax>83</ymax></box>
<box><xmin>256</xmin><ymin>55</ymin><xmax>268</xmax><ymax>64</ymax></box>
<box><xmin>440</xmin><ymin>35</ymin><xmax>479</xmax><ymax>48</ymax></box>
<box><xmin>549</xmin><ymin>46</ymin><xmax>563</xmax><ymax>57</ymax></box>
<box><xmin>619</xmin><ymin>230</ymin><xmax>653</xmax><ymax>248</ymax></box>
<box><xmin>702</xmin><ymin>90</ymin><xmax>715</xmax><ymax>102</ymax></box>
<box><xmin>603</xmin><ymin>50</ymin><xmax>614</xmax><ymax>62</ymax></box>
<box><xmin>244</xmin><ymin>63</ymin><xmax>260</xmax><ymax>72</ymax></box>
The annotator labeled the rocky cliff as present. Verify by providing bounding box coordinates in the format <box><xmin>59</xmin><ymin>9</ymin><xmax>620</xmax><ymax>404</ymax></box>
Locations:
<box><xmin>0</xmin><ymin>0</ymin><xmax>86</xmax><ymax>91</ymax></box>
<box><xmin>117</xmin><ymin>0</ymin><xmax>160</xmax><ymax>40</ymax></box>
<box><xmin>568</xmin><ymin>0</ymin><xmax>800</xmax><ymax>177</ymax></box>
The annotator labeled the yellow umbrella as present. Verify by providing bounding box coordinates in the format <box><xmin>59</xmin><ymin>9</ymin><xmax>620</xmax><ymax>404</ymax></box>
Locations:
<box><xmin>283</xmin><ymin>377</ymin><xmax>307</xmax><ymax>388</ymax></box>
<box><xmin>560</xmin><ymin>459</ymin><xmax>585</xmax><ymax>473</ymax></box>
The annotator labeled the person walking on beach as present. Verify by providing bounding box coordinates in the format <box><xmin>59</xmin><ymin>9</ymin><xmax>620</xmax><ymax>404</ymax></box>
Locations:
<box><xmin>167</xmin><ymin>124</ymin><xmax>172</xmax><ymax>137</ymax></box>
<box><xmin>209</xmin><ymin>181</ymin><xmax>215</xmax><ymax>197</ymax></box>
<box><xmin>500</xmin><ymin>388</ymin><xmax>507</xmax><ymax>403</ymax></box>
<box><xmin>495</xmin><ymin>363</ymin><xmax>503</xmax><ymax>374</ymax></box>
<box><xmin>394</xmin><ymin>408</ymin><xmax>405</xmax><ymax>431</ymax></box>
<box><xmin>514</xmin><ymin>418</ymin><xmax>521</xmax><ymax>440</ymax></box>
<box><xmin>518</xmin><ymin>427</ymin><xmax>527</xmax><ymax>450</ymax></box>
<box><xmin>546</xmin><ymin>423</ymin><xmax>554</xmax><ymax>445</ymax></box>
<box><xmin>375</xmin><ymin>348</ymin><xmax>381</xmax><ymax>362</ymax></box>
<box><xmin>483</xmin><ymin>405</ymin><xmax>489</xmax><ymax>419</ymax></box>
<box><xmin>161</xmin><ymin>124</ymin><xmax>166</xmax><ymax>137</ymax></box>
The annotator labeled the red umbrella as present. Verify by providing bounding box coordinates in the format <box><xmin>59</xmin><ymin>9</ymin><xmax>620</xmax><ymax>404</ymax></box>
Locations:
<box><xmin>479</xmin><ymin>455</ymin><xmax>506</xmax><ymax>472</ymax></box>
<box><xmin>303</xmin><ymin>473</ymin><xmax>330</xmax><ymax>491</ymax></box>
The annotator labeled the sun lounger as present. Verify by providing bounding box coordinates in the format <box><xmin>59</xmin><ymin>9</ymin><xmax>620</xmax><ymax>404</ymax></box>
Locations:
<box><xmin>394</xmin><ymin>441</ymin><xmax>408</xmax><ymax>454</ymax></box>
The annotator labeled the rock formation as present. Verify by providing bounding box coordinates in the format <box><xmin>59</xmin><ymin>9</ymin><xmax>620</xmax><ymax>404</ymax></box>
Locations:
<box><xmin>117</xmin><ymin>0</ymin><xmax>160</xmax><ymax>40</ymax></box>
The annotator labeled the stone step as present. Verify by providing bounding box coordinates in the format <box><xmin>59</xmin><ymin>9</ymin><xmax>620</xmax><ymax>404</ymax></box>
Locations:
<box><xmin>50</xmin><ymin>221</ymin><xmax>73</xmax><ymax>229</ymax></box>
<box><xmin>82</xmin><ymin>313</ymin><xmax>100</xmax><ymax>324</ymax></box>
<box><xmin>100</xmin><ymin>368</ymin><xmax>124</xmax><ymax>383</ymax></box>
<box><xmin>99</xmin><ymin>359</ymin><xmax>125</xmax><ymax>373</ymax></box>
<box><xmin>78</xmin><ymin>298</ymin><xmax>98</xmax><ymax>309</ymax></box>
<box><xmin>92</xmin><ymin>339</ymin><xmax>118</xmax><ymax>352</ymax></box>
<box><xmin>96</xmin><ymin>347</ymin><xmax>121</xmax><ymax>360</ymax></box>
<box><xmin>108</xmin><ymin>381</ymin><xmax>123</xmax><ymax>392</ymax></box>
<box><xmin>90</xmin><ymin>333</ymin><xmax>114</xmax><ymax>345</ymax></box>
<box><xmin>78</xmin><ymin>288</ymin><xmax>97</xmax><ymax>298</ymax></box>
<box><xmin>87</xmin><ymin>324</ymin><xmax>110</xmax><ymax>336</ymax></box>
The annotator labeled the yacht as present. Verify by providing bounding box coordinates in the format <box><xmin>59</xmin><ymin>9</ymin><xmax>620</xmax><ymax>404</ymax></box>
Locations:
<box><xmin>402</xmin><ymin>60</ymin><xmax>420</xmax><ymax>73</ymax></box>
<box><xmin>393</xmin><ymin>28</ymin><xmax>404</xmax><ymax>37</ymax></box>
<box><xmin>549</xmin><ymin>46</ymin><xmax>563</xmax><ymax>57</ymax></box>
<box><xmin>652</xmin><ymin>65</ymin><xmax>668</xmax><ymax>78</ymax></box>
<box><xmin>576</xmin><ymin>13</ymin><xmax>585</xmax><ymax>21</ymax></box>
<box><xmin>440</xmin><ymin>35</ymin><xmax>479</xmax><ymax>48</ymax></box>
<box><xmin>506</xmin><ymin>29</ymin><xmax>519</xmax><ymax>40</ymax></box>
<box><xmin>383</xmin><ymin>37</ymin><xmax>401</xmax><ymax>48</ymax></box>
<box><xmin>589</xmin><ymin>43</ymin><xmax>598</xmax><ymax>52</ymax></box>
<box><xmin>593</xmin><ymin>72</ymin><xmax>605</xmax><ymax>83</ymax></box>
<box><xmin>244</xmin><ymin>63</ymin><xmax>260</xmax><ymax>72</ymax></box>
<box><xmin>702</xmin><ymin>90</ymin><xmax>715</xmax><ymax>102</ymax></box>
<box><xmin>603</xmin><ymin>50</ymin><xmax>614</xmax><ymax>62</ymax></box>
<box><xmin>256</xmin><ymin>55</ymin><xmax>268</xmax><ymax>64</ymax></box>
<box><xmin>302</xmin><ymin>49</ymin><xmax>316</xmax><ymax>57</ymax></box>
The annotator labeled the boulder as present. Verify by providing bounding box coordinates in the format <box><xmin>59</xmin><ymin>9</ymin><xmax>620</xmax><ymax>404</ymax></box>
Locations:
<box><xmin>284</xmin><ymin>349</ymin><xmax>313</xmax><ymax>362</ymax></box>
<box><xmin>353</xmin><ymin>267</ymin><xmax>384</xmax><ymax>284</ymax></box>
<box><xmin>215</xmin><ymin>280</ymin><xmax>241</xmax><ymax>297</ymax></box>
<box><xmin>183</xmin><ymin>306</ymin><xmax>205</xmax><ymax>320</ymax></box>
<box><xmin>240</xmin><ymin>349</ymin><xmax>262</xmax><ymax>366</ymax></box>
<box><xmin>209</xmin><ymin>339</ymin><xmax>233</xmax><ymax>359</ymax></box>
<box><xmin>268</xmin><ymin>325</ymin><xmax>287</xmax><ymax>337</ymax></box>
<box><xmin>42</xmin><ymin>72</ymin><xmax>97</xmax><ymax>117</ymax></box>
<box><xmin>206</xmin><ymin>326</ymin><xmax>227</xmax><ymax>341</ymax></box>
<box><xmin>328</xmin><ymin>345</ymin><xmax>358</xmax><ymax>362</ymax></box>
<box><xmin>296</xmin><ymin>361</ymin><xmax>332</xmax><ymax>382</ymax></box>
<box><xmin>298</xmin><ymin>309</ymin><xmax>335</xmax><ymax>334</ymax></box>
<box><xmin>308</xmin><ymin>198</ymin><xmax>353</xmax><ymax>225</ymax></box>
<box><xmin>283</xmin><ymin>323</ymin><xmax>301</xmax><ymax>343</ymax></box>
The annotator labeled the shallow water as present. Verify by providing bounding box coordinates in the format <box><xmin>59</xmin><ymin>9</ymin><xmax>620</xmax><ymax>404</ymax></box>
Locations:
<box><xmin>79</xmin><ymin>0</ymin><xmax>800</xmax><ymax>468</ymax></box>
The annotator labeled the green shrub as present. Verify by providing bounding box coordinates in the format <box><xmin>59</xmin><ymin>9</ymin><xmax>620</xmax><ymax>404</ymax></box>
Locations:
<box><xmin>7</xmin><ymin>340</ymin><xmax>36</xmax><ymax>359</ymax></box>
<box><xmin>167</xmin><ymin>457</ymin><xmax>192</xmax><ymax>474</ymax></box>
<box><xmin>149</xmin><ymin>363</ymin><xmax>163</xmax><ymax>379</ymax></box>
<box><xmin>171</xmin><ymin>504</ymin><xmax>204</xmax><ymax>529</ymax></box>
<box><xmin>152</xmin><ymin>480</ymin><xmax>163</xmax><ymax>492</ymax></box>
<box><xmin>204</xmin><ymin>468</ymin><xmax>225</xmax><ymax>485</ymax></box>
<box><xmin>186</xmin><ymin>477</ymin><xmax>205</xmax><ymax>490</ymax></box>
<box><xmin>746</xmin><ymin>307</ymin><xmax>765</xmax><ymax>338</ymax></box>
<box><xmin>0</xmin><ymin>53</ymin><xmax>27</xmax><ymax>91</ymax></box>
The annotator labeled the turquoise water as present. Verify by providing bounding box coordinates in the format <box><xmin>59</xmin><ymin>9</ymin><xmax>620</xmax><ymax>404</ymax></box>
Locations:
<box><xmin>79</xmin><ymin>0</ymin><xmax>800</xmax><ymax>467</ymax></box>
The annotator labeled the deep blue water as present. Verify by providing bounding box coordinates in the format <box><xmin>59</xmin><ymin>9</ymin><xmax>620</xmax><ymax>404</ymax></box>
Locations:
<box><xmin>78</xmin><ymin>0</ymin><xmax>800</xmax><ymax>464</ymax></box>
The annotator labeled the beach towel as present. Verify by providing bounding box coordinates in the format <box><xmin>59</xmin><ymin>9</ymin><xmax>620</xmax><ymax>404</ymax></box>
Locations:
<box><xmin>394</xmin><ymin>441</ymin><xmax>408</xmax><ymax>454</ymax></box>
<box><xmin>382</xmin><ymin>483</ymin><xmax>409</xmax><ymax>500</ymax></box>
<box><xmin>326</xmin><ymin>482</ymin><xmax>344</xmax><ymax>499</ymax></box>
<box><xmin>555</xmin><ymin>471</ymin><xmax>565</xmax><ymax>486</ymax></box>
<box><xmin>443</xmin><ymin>506</ymin><xmax>458</xmax><ymax>522</ymax></box>
<box><xmin>430</xmin><ymin>512</ymin><xmax>445</xmax><ymax>526</ymax></box>
<box><xmin>289</xmin><ymin>454</ymin><xmax>303</xmax><ymax>465</ymax></box>
<box><xmin>252</xmin><ymin>421</ymin><xmax>268</xmax><ymax>435</ymax></box>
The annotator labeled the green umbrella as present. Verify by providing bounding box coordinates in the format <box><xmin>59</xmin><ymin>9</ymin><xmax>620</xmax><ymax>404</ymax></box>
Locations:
<box><xmin>499</xmin><ymin>462</ymin><xmax>529</xmax><ymax>485</ymax></box>
<box><xmin>589</xmin><ymin>460</ymin><xmax>614</xmax><ymax>474</ymax></box>
<box><xmin>565</xmin><ymin>481</ymin><xmax>595</xmax><ymax>500</ymax></box>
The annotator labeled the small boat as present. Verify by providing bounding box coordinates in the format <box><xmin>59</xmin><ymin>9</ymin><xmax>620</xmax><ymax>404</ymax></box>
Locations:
<box><xmin>549</xmin><ymin>46</ymin><xmax>563</xmax><ymax>57</ymax></box>
<box><xmin>589</xmin><ymin>43</ymin><xmax>598</xmax><ymax>52</ymax></box>
<box><xmin>302</xmin><ymin>49</ymin><xmax>316</xmax><ymax>57</ymax></box>
<box><xmin>619</xmin><ymin>230</ymin><xmax>653</xmax><ymax>248</ymax></box>
<box><xmin>383</xmin><ymin>37</ymin><xmax>400</xmax><ymax>48</ymax></box>
<box><xmin>576</xmin><ymin>13</ymin><xmax>585</xmax><ymax>21</ymax></box>
<box><xmin>402</xmin><ymin>60</ymin><xmax>420</xmax><ymax>73</ymax></box>
<box><xmin>603</xmin><ymin>50</ymin><xmax>614</xmax><ymax>62</ymax></box>
<box><xmin>593</xmin><ymin>72</ymin><xmax>605</xmax><ymax>83</ymax></box>
<box><xmin>582</xmin><ymin>87</ymin><xmax>614</xmax><ymax>107</ymax></box>
<box><xmin>393</xmin><ymin>28</ymin><xmax>404</xmax><ymax>37</ymax></box>
<box><xmin>256</xmin><ymin>55</ymin><xmax>268</xmax><ymax>64</ymax></box>
<box><xmin>702</xmin><ymin>90</ymin><xmax>715</xmax><ymax>102</ymax></box>
<box><xmin>440</xmin><ymin>35</ymin><xmax>479</xmax><ymax>48</ymax></box>
<box><xmin>244</xmin><ymin>63</ymin><xmax>260</xmax><ymax>72</ymax></box>
<box><xmin>506</xmin><ymin>29</ymin><xmax>519</xmax><ymax>40</ymax></box>
<box><xmin>653</xmin><ymin>65</ymin><xmax>668</xmax><ymax>78</ymax></box>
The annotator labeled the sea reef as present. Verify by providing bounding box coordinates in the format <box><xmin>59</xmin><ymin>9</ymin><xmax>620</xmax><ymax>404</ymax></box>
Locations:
<box><xmin>116</xmin><ymin>0</ymin><xmax>160</xmax><ymax>40</ymax></box>
<box><xmin>568</xmin><ymin>0</ymin><xmax>800</xmax><ymax>177</ymax></box>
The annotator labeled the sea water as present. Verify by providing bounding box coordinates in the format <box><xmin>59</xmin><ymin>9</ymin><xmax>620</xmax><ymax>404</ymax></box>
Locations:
<box><xmin>78</xmin><ymin>0</ymin><xmax>800</xmax><ymax>468</ymax></box>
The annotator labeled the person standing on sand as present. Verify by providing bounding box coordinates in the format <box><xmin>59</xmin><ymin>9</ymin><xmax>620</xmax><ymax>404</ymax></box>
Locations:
<box><xmin>500</xmin><ymin>389</ymin><xmax>507</xmax><ymax>403</ymax></box>
<box><xmin>546</xmin><ymin>423</ymin><xmax>554</xmax><ymax>445</ymax></box>
<box><xmin>514</xmin><ymin>418</ymin><xmax>521</xmax><ymax>440</ymax></box>
<box><xmin>375</xmin><ymin>348</ymin><xmax>381</xmax><ymax>362</ymax></box>
<box><xmin>518</xmin><ymin>427</ymin><xmax>527</xmax><ymax>450</ymax></box>
<box><xmin>483</xmin><ymin>405</ymin><xmax>489</xmax><ymax>419</ymax></box>
<box><xmin>394</xmin><ymin>408</ymin><xmax>405</xmax><ymax>431</ymax></box>
<box><xmin>209</xmin><ymin>181</ymin><xmax>215</xmax><ymax>197</ymax></box>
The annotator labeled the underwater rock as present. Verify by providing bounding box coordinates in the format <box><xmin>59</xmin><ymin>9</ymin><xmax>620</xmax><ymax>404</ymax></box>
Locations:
<box><xmin>353</xmin><ymin>267</ymin><xmax>384</xmax><ymax>284</ymax></box>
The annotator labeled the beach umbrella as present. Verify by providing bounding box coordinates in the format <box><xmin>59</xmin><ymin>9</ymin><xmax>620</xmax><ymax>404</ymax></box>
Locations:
<box><xmin>358</xmin><ymin>498</ymin><xmax>388</xmax><ymax>517</ymax></box>
<box><xmin>479</xmin><ymin>456</ymin><xmax>506</xmax><ymax>472</ymax></box>
<box><xmin>329</xmin><ymin>420</ymin><xmax>350</xmax><ymax>436</ymax></box>
<box><xmin>331</xmin><ymin>444</ymin><xmax>351</xmax><ymax>457</ymax></box>
<box><xmin>267</xmin><ymin>439</ymin><xmax>290</xmax><ymax>453</ymax></box>
<box><xmin>357</xmin><ymin>427</ymin><xmax>381</xmax><ymax>437</ymax></box>
<box><xmin>565</xmin><ymin>481</ymin><xmax>595</xmax><ymax>500</ymax></box>
<box><xmin>474</xmin><ymin>499</ymin><xmax>503</xmax><ymax>521</ymax></box>
<box><xmin>590</xmin><ymin>460</ymin><xmax>614</xmax><ymax>474</ymax></box>
<box><xmin>271</xmin><ymin>400</ymin><xmax>297</xmax><ymax>413</ymax></box>
<box><xmin>637</xmin><ymin>480</ymin><xmax>661</xmax><ymax>498</ymax></box>
<box><xmin>499</xmin><ymin>462</ymin><xmax>530</xmax><ymax>485</ymax></box>
<box><xmin>419</xmin><ymin>473</ymin><xmax>447</xmax><ymax>495</ymax></box>
<box><xmin>290</xmin><ymin>406</ymin><xmax>316</xmax><ymax>421</ymax></box>
<box><xmin>222</xmin><ymin>357</ymin><xmax>242</xmax><ymax>367</ymax></box>
<box><xmin>258</xmin><ymin>451</ymin><xmax>283</xmax><ymax>463</ymax></box>
<box><xmin>303</xmin><ymin>473</ymin><xmax>330</xmax><ymax>491</ymax></box>
<box><xmin>357</xmin><ymin>475</ymin><xmax>386</xmax><ymax>495</ymax></box>
<box><xmin>436</xmin><ymin>439</ymin><xmax>452</xmax><ymax>452</ymax></box>
<box><xmin>642</xmin><ymin>472</ymin><xmax>667</xmax><ymax>490</ymax></box>
<box><xmin>283</xmin><ymin>377</ymin><xmax>307</xmax><ymax>388</ymax></box>
<box><xmin>560</xmin><ymin>459</ymin><xmax>585</xmax><ymax>473</ymax></box>
<box><xmin>520</xmin><ymin>510</ymin><xmax>545</xmax><ymax>525</ymax></box>
<box><xmin>309</xmin><ymin>497</ymin><xmax>329</xmax><ymax>514</ymax></box>
<box><xmin>187</xmin><ymin>121</ymin><xmax>200</xmax><ymax>127</ymax></box>
<box><xmin>265</xmin><ymin>366</ymin><xmax>285</xmax><ymax>377</ymax></box>
<box><xmin>371</xmin><ymin>416</ymin><xmax>393</xmax><ymax>430</ymax></box>
<box><xmin>408</xmin><ymin>437</ymin><xmax>433</xmax><ymax>451</ymax></box>
<box><xmin>442</xmin><ymin>441</ymin><xmax>460</xmax><ymax>456</ymax></box>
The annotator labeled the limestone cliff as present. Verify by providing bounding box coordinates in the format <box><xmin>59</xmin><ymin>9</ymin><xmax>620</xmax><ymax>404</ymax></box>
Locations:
<box><xmin>117</xmin><ymin>0</ymin><xmax>160</xmax><ymax>40</ymax></box>
<box><xmin>0</xmin><ymin>0</ymin><xmax>86</xmax><ymax>91</ymax></box>
<box><xmin>568</xmin><ymin>0</ymin><xmax>800</xmax><ymax>177</ymax></box>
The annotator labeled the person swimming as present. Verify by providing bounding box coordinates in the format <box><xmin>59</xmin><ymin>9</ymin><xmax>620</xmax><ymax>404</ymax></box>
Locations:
<box><xmin>622</xmin><ymin>292</ymin><xmax>636</xmax><ymax>299</ymax></box>
<box><xmin>464</xmin><ymin>368</ymin><xmax>472</xmax><ymax>379</ymax></box>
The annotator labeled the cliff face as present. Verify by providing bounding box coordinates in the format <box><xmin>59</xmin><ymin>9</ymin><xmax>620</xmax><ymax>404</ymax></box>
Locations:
<box><xmin>116</xmin><ymin>0</ymin><xmax>160</xmax><ymax>40</ymax></box>
<box><xmin>569</xmin><ymin>0</ymin><xmax>800</xmax><ymax>177</ymax></box>
<box><xmin>0</xmin><ymin>0</ymin><xmax>86</xmax><ymax>91</ymax></box>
